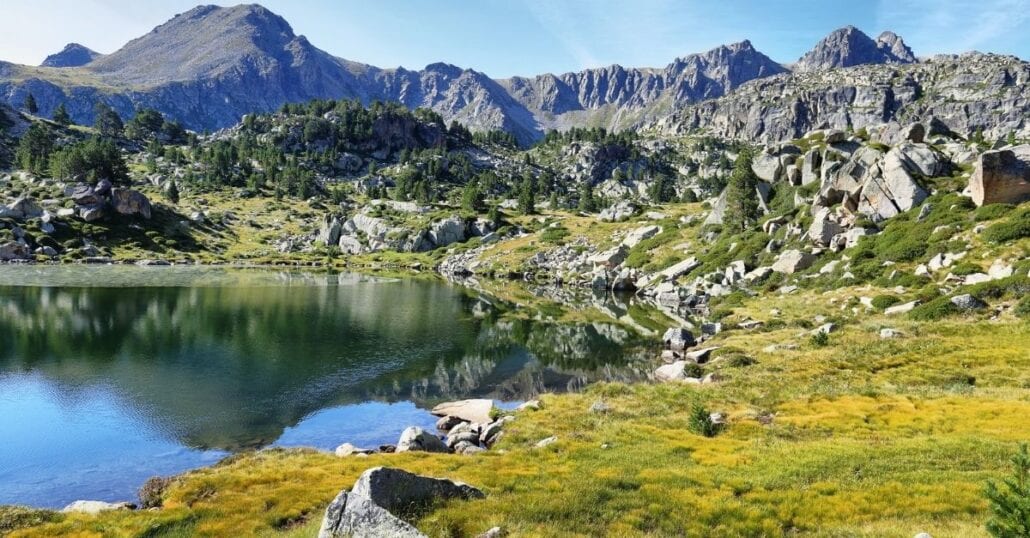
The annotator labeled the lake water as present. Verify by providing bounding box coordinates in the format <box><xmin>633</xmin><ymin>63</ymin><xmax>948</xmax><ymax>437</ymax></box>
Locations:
<box><xmin>0</xmin><ymin>266</ymin><xmax>648</xmax><ymax>508</ymax></box>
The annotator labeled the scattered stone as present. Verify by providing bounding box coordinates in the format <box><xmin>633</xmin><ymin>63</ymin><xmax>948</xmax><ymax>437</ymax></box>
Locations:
<box><xmin>772</xmin><ymin>249</ymin><xmax>816</xmax><ymax>274</ymax></box>
<box><xmin>516</xmin><ymin>400</ymin><xmax>541</xmax><ymax>412</ymax></box>
<box><xmin>885</xmin><ymin>300</ymin><xmax>920</xmax><ymax>315</ymax></box>
<box><xmin>811</xmin><ymin>323</ymin><xmax>837</xmax><ymax>335</ymax></box>
<box><xmin>318</xmin><ymin>467</ymin><xmax>484</xmax><ymax>538</ymax></box>
<box><xmin>435</xmin><ymin>415</ymin><xmax>464</xmax><ymax>431</ymax></box>
<box><xmin>950</xmin><ymin>294</ymin><xmax>987</xmax><ymax>310</ymax></box>
<box><xmin>476</xmin><ymin>527</ymin><xmax>505</xmax><ymax>538</ymax></box>
<box><xmin>534</xmin><ymin>436</ymin><xmax>558</xmax><ymax>449</ymax></box>
<box><xmin>396</xmin><ymin>427</ymin><xmax>449</xmax><ymax>453</ymax></box>
<box><xmin>685</xmin><ymin>347</ymin><xmax>719</xmax><ymax>363</ymax></box>
<box><xmin>61</xmin><ymin>500</ymin><xmax>135</xmax><ymax>514</ymax></box>
<box><xmin>622</xmin><ymin>225</ymin><xmax>661</xmax><ymax>247</ymax></box>
<box><xmin>335</xmin><ymin>443</ymin><xmax>373</xmax><ymax>457</ymax></box>
<box><xmin>110</xmin><ymin>189</ymin><xmax>152</xmax><ymax>219</ymax></box>
<box><xmin>589</xmin><ymin>400</ymin><xmax>612</xmax><ymax>414</ymax></box>
<box><xmin>879</xmin><ymin>328</ymin><xmax>903</xmax><ymax>339</ymax></box>
<box><xmin>662</xmin><ymin>327</ymin><xmax>695</xmax><ymax>351</ymax></box>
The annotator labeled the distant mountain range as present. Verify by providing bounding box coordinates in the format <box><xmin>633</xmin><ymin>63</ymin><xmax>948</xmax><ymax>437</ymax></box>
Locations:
<box><xmin>0</xmin><ymin>4</ymin><xmax>1026</xmax><ymax>143</ymax></box>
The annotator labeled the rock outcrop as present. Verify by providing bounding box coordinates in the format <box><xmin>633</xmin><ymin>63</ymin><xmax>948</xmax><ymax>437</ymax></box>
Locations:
<box><xmin>970</xmin><ymin>145</ymin><xmax>1030</xmax><ymax>206</ymax></box>
<box><xmin>318</xmin><ymin>467</ymin><xmax>483</xmax><ymax>538</ymax></box>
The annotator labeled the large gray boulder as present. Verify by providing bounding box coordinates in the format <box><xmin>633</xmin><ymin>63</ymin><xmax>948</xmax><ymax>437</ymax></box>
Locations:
<box><xmin>396</xmin><ymin>427</ymin><xmax>449</xmax><ymax>453</ymax></box>
<box><xmin>588</xmin><ymin>244</ymin><xmax>629</xmax><ymax>268</ymax></box>
<box><xmin>772</xmin><ymin>249</ymin><xmax>816</xmax><ymax>274</ymax></box>
<box><xmin>0</xmin><ymin>197</ymin><xmax>43</xmax><ymax>219</ymax></box>
<box><xmin>429</xmin><ymin>216</ymin><xmax>467</xmax><ymax>247</ymax></box>
<box><xmin>318</xmin><ymin>467</ymin><xmax>484</xmax><ymax>538</ymax></box>
<box><xmin>807</xmin><ymin>209</ymin><xmax>842</xmax><ymax>246</ymax></box>
<box><xmin>0</xmin><ymin>241</ymin><xmax>31</xmax><ymax>261</ymax></box>
<box><xmin>970</xmin><ymin>145</ymin><xmax>1030</xmax><ymax>206</ymax></box>
<box><xmin>662</xmin><ymin>328</ymin><xmax>695</xmax><ymax>351</ymax></box>
<box><xmin>110</xmin><ymin>189</ymin><xmax>152</xmax><ymax>219</ymax></box>
<box><xmin>430</xmin><ymin>399</ymin><xmax>494</xmax><ymax>424</ymax></box>
<box><xmin>622</xmin><ymin>225</ymin><xmax>661</xmax><ymax>247</ymax></box>
<box><xmin>751</xmin><ymin>153</ymin><xmax>782</xmax><ymax>182</ymax></box>
<box><xmin>61</xmin><ymin>500</ymin><xmax>135</xmax><ymax>514</ymax></box>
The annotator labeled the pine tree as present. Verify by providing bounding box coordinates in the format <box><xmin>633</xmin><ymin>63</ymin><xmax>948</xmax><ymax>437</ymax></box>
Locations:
<box><xmin>94</xmin><ymin>102</ymin><xmax>124</xmax><ymax>137</ymax></box>
<box><xmin>166</xmin><ymin>179</ymin><xmax>180</xmax><ymax>204</ymax></box>
<box><xmin>52</xmin><ymin>103</ymin><xmax>72</xmax><ymax>125</ymax></box>
<box><xmin>461</xmin><ymin>179</ymin><xmax>483</xmax><ymax>213</ymax></box>
<box><xmin>723</xmin><ymin>147</ymin><xmax>761</xmax><ymax>233</ymax></box>
<box><xmin>24</xmin><ymin>93</ymin><xmax>38</xmax><ymax>114</ymax></box>
<box><xmin>517</xmin><ymin>173</ymin><xmax>536</xmax><ymax>215</ymax></box>
<box><xmin>986</xmin><ymin>444</ymin><xmax>1030</xmax><ymax>537</ymax></box>
<box><xmin>578</xmin><ymin>182</ymin><xmax>597</xmax><ymax>213</ymax></box>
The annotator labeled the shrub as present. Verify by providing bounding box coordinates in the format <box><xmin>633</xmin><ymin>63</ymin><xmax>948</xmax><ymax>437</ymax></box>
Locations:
<box><xmin>727</xmin><ymin>354</ymin><xmax>757</xmax><ymax>368</ymax></box>
<box><xmin>975</xmin><ymin>203</ymin><xmax>1015</xmax><ymax>222</ymax></box>
<box><xmin>810</xmin><ymin>331</ymin><xmax>830</xmax><ymax>347</ymax></box>
<box><xmin>871</xmin><ymin>295</ymin><xmax>901</xmax><ymax>310</ymax></box>
<box><xmin>983</xmin><ymin>215</ymin><xmax>1030</xmax><ymax>244</ymax></box>
<box><xmin>950</xmin><ymin>262</ymin><xmax>983</xmax><ymax>276</ymax></box>
<box><xmin>1016</xmin><ymin>295</ymin><xmax>1030</xmax><ymax>319</ymax></box>
<box><xmin>985</xmin><ymin>444</ymin><xmax>1030</xmax><ymax>537</ymax></box>
<box><xmin>540</xmin><ymin>226</ymin><xmax>570</xmax><ymax>245</ymax></box>
<box><xmin>688</xmin><ymin>404</ymin><xmax>722</xmax><ymax>438</ymax></box>
<box><xmin>909</xmin><ymin>296</ymin><xmax>958</xmax><ymax>321</ymax></box>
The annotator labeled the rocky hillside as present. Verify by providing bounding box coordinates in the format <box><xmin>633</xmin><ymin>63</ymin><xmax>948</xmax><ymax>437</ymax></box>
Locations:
<box><xmin>6</xmin><ymin>5</ymin><xmax>1021</xmax><ymax>145</ymax></box>
<box><xmin>656</xmin><ymin>51</ymin><xmax>1030</xmax><ymax>143</ymax></box>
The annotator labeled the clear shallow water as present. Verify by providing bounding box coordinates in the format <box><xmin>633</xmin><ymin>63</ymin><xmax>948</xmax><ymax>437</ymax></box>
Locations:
<box><xmin>0</xmin><ymin>266</ymin><xmax>647</xmax><ymax>508</ymax></box>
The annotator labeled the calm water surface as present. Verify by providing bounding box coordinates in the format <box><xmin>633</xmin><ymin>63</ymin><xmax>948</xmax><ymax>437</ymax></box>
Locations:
<box><xmin>0</xmin><ymin>266</ymin><xmax>647</xmax><ymax>508</ymax></box>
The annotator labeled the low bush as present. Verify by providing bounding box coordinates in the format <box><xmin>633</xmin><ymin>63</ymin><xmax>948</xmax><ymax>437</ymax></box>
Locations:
<box><xmin>687</xmin><ymin>404</ymin><xmax>722</xmax><ymax>437</ymax></box>
<box><xmin>974</xmin><ymin>203</ymin><xmax>1015</xmax><ymax>222</ymax></box>
<box><xmin>909</xmin><ymin>296</ymin><xmax>958</xmax><ymax>321</ymax></box>
<box><xmin>871</xmin><ymin>295</ymin><xmax>901</xmax><ymax>310</ymax></box>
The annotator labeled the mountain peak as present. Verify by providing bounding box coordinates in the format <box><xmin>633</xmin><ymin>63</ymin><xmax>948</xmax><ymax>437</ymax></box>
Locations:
<box><xmin>795</xmin><ymin>26</ymin><xmax>917</xmax><ymax>72</ymax></box>
<box><xmin>40</xmin><ymin>43</ymin><xmax>102</xmax><ymax>68</ymax></box>
<box><xmin>88</xmin><ymin>3</ymin><xmax>303</xmax><ymax>85</ymax></box>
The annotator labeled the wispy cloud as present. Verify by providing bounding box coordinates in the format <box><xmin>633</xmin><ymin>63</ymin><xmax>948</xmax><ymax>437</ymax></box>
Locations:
<box><xmin>875</xmin><ymin>0</ymin><xmax>1030</xmax><ymax>55</ymax></box>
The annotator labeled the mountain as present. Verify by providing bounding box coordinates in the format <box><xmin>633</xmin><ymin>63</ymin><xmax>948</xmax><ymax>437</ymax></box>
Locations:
<box><xmin>0</xmin><ymin>5</ymin><xmax>1022</xmax><ymax>145</ymax></box>
<box><xmin>794</xmin><ymin>26</ymin><xmax>916</xmax><ymax>72</ymax></box>
<box><xmin>40</xmin><ymin>43</ymin><xmax>102</xmax><ymax>68</ymax></box>
<box><xmin>656</xmin><ymin>51</ymin><xmax>1029</xmax><ymax>143</ymax></box>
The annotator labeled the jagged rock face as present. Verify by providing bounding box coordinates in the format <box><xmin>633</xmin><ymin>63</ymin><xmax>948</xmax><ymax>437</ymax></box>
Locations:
<box><xmin>795</xmin><ymin>26</ymin><xmax>916</xmax><ymax>72</ymax></box>
<box><xmin>659</xmin><ymin>53</ymin><xmax>1030</xmax><ymax>143</ymax></box>
<box><xmin>40</xmin><ymin>43</ymin><xmax>102</xmax><ymax>68</ymax></box>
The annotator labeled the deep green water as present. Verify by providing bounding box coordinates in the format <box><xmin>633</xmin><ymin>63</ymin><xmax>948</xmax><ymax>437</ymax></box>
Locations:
<box><xmin>0</xmin><ymin>266</ymin><xmax>648</xmax><ymax>508</ymax></box>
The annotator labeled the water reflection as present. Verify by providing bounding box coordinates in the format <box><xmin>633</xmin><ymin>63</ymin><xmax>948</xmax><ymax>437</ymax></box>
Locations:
<box><xmin>0</xmin><ymin>267</ymin><xmax>653</xmax><ymax>507</ymax></box>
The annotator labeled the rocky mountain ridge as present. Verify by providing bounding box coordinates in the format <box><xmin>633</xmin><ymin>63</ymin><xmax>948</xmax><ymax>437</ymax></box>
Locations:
<box><xmin>3</xmin><ymin>4</ymin><xmax>1011</xmax><ymax>145</ymax></box>
<box><xmin>40</xmin><ymin>43</ymin><xmax>103</xmax><ymax>68</ymax></box>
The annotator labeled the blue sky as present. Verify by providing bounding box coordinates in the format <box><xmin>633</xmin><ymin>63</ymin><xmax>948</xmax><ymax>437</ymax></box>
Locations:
<box><xmin>2</xmin><ymin>0</ymin><xmax>1028</xmax><ymax>77</ymax></box>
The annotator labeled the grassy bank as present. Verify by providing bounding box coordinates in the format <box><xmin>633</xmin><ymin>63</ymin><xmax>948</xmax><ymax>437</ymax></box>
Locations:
<box><xmin>5</xmin><ymin>285</ymin><xmax>1027</xmax><ymax>537</ymax></box>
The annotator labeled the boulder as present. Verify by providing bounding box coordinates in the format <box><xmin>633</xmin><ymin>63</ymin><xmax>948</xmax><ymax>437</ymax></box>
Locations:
<box><xmin>0</xmin><ymin>241</ymin><xmax>31</xmax><ymax>261</ymax></box>
<box><xmin>808</xmin><ymin>210</ymin><xmax>843</xmax><ymax>246</ymax></box>
<box><xmin>429</xmin><ymin>216</ymin><xmax>467</xmax><ymax>247</ymax></box>
<box><xmin>71</xmin><ymin>185</ymin><xmax>101</xmax><ymax>206</ymax></box>
<box><xmin>588</xmin><ymin>244</ymin><xmax>629</xmax><ymax>268</ymax></box>
<box><xmin>885</xmin><ymin>300</ymin><xmax>920</xmax><ymax>315</ymax></box>
<box><xmin>662</xmin><ymin>328</ymin><xmax>695</xmax><ymax>351</ymax></box>
<box><xmin>598</xmin><ymin>200</ymin><xmax>637</xmax><ymax>222</ymax></box>
<box><xmin>318</xmin><ymin>467</ymin><xmax>484</xmax><ymax>538</ymax></box>
<box><xmin>904</xmin><ymin>123</ymin><xmax>926</xmax><ymax>143</ymax></box>
<box><xmin>396</xmin><ymin>427</ymin><xmax>449</xmax><ymax>453</ymax></box>
<box><xmin>656</xmin><ymin>256</ymin><xmax>699</xmax><ymax>281</ymax></box>
<box><xmin>969</xmin><ymin>145</ymin><xmax>1030</xmax><ymax>206</ymax></box>
<box><xmin>335</xmin><ymin>443</ymin><xmax>373</xmax><ymax>457</ymax></box>
<box><xmin>950</xmin><ymin>294</ymin><xmax>987</xmax><ymax>310</ymax></box>
<box><xmin>534</xmin><ymin>436</ymin><xmax>558</xmax><ymax>449</ymax></box>
<box><xmin>61</xmin><ymin>500</ymin><xmax>135</xmax><ymax>514</ymax></box>
<box><xmin>0</xmin><ymin>197</ymin><xmax>43</xmax><ymax>219</ymax></box>
<box><xmin>654</xmin><ymin>361</ymin><xmax>688</xmax><ymax>382</ymax></box>
<box><xmin>430</xmin><ymin>399</ymin><xmax>494</xmax><ymax>424</ymax></box>
<box><xmin>771</xmin><ymin>249</ymin><xmax>816</xmax><ymax>274</ymax></box>
<box><xmin>622</xmin><ymin>225</ymin><xmax>661</xmax><ymax>247</ymax></box>
<box><xmin>79</xmin><ymin>204</ymin><xmax>105</xmax><ymax>222</ymax></box>
<box><xmin>751</xmin><ymin>153</ymin><xmax>782</xmax><ymax>182</ymax></box>
<box><xmin>110</xmin><ymin>189</ymin><xmax>152</xmax><ymax>219</ymax></box>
